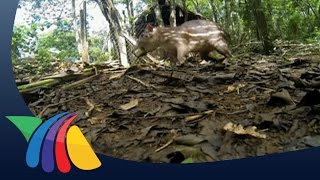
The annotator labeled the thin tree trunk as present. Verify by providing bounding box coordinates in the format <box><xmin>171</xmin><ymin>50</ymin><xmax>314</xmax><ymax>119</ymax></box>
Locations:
<box><xmin>155</xmin><ymin>0</ymin><xmax>164</xmax><ymax>27</ymax></box>
<box><xmin>129</xmin><ymin>0</ymin><xmax>134</xmax><ymax>17</ymax></box>
<box><xmin>122</xmin><ymin>9</ymin><xmax>128</xmax><ymax>26</ymax></box>
<box><xmin>126</xmin><ymin>0</ymin><xmax>131</xmax><ymax>19</ymax></box>
<box><xmin>296</xmin><ymin>0</ymin><xmax>320</xmax><ymax>20</ymax></box>
<box><xmin>72</xmin><ymin>0</ymin><xmax>82</xmax><ymax>57</ymax></box>
<box><xmin>130</xmin><ymin>0</ymin><xmax>134</xmax><ymax>34</ymax></box>
<box><xmin>95</xmin><ymin>0</ymin><xmax>129</xmax><ymax>67</ymax></box>
<box><xmin>224</xmin><ymin>0</ymin><xmax>230</xmax><ymax>32</ymax></box>
<box><xmin>125</xmin><ymin>0</ymin><xmax>131</xmax><ymax>26</ymax></box>
<box><xmin>181</xmin><ymin>0</ymin><xmax>188</xmax><ymax>22</ymax></box>
<box><xmin>208</xmin><ymin>0</ymin><xmax>218</xmax><ymax>23</ymax></box>
<box><xmin>80</xmin><ymin>1</ymin><xmax>89</xmax><ymax>64</ymax></box>
<box><xmin>126</xmin><ymin>0</ymin><xmax>134</xmax><ymax>35</ymax></box>
<box><xmin>107</xmin><ymin>40</ymin><xmax>112</xmax><ymax>61</ymax></box>
<box><xmin>170</xmin><ymin>0</ymin><xmax>176</xmax><ymax>27</ymax></box>
<box><xmin>229</xmin><ymin>0</ymin><xmax>236</xmax><ymax>39</ymax></box>
<box><xmin>248</xmin><ymin>0</ymin><xmax>273</xmax><ymax>54</ymax></box>
<box><xmin>102</xmin><ymin>33</ymin><xmax>112</xmax><ymax>61</ymax></box>
<box><xmin>305</xmin><ymin>1</ymin><xmax>320</xmax><ymax>25</ymax></box>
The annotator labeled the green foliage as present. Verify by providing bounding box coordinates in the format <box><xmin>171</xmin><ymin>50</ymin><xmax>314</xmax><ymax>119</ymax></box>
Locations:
<box><xmin>35</xmin><ymin>48</ymin><xmax>53</xmax><ymax>62</ymax></box>
<box><xmin>305</xmin><ymin>28</ymin><xmax>320</xmax><ymax>43</ymax></box>
<box><xmin>11</xmin><ymin>23</ymin><xmax>40</xmax><ymax>62</ymax></box>
<box><xmin>174</xmin><ymin>0</ymin><xmax>320</xmax><ymax>44</ymax></box>
<box><xmin>89</xmin><ymin>37</ymin><xmax>112</xmax><ymax>63</ymax></box>
<box><xmin>36</xmin><ymin>20</ymin><xmax>78</xmax><ymax>61</ymax></box>
<box><xmin>13</xmin><ymin>0</ymin><xmax>320</xmax><ymax>68</ymax></box>
<box><xmin>90</xmin><ymin>50</ymin><xmax>112</xmax><ymax>63</ymax></box>
<box><xmin>14</xmin><ymin>0</ymin><xmax>76</xmax><ymax>63</ymax></box>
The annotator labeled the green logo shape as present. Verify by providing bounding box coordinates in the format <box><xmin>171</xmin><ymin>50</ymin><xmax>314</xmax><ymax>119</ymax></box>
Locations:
<box><xmin>5</xmin><ymin>116</ymin><xmax>42</xmax><ymax>142</ymax></box>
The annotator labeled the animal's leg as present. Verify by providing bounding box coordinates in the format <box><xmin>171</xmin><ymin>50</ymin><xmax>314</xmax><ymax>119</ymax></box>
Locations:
<box><xmin>176</xmin><ymin>45</ymin><xmax>189</xmax><ymax>66</ymax></box>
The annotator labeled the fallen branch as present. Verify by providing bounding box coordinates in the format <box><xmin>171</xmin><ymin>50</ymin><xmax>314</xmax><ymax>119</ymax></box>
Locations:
<box><xmin>41</xmin><ymin>69</ymin><xmax>94</xmax><ymax>80</ymax></box>
<box><xmin>223</xmin><ymin>109</ymin><xmax>249</xmax><ymax>115</ymax></box>
<box><xmin>102</xmin><ymin>69</ymin><xmax>127</xmax><ymax>74</ymax></box>
<box><xmin>134</xmin><ymin>109</ymin><xmax>249</xmax><ymax>120</ymax></box>
<box><xmin>18</xmin><ymin>79</ymin><xmax>60</xmax><ymax>93</ymax></box>
<box><xmin>18</xmin><ymin>69</ymin><xmax>96</xmax><ymax>93</ymax></box>
<box><xmin>62</xmin><ymin>74</ymin><xmax>99</xmax><ymax>90</ymax></box>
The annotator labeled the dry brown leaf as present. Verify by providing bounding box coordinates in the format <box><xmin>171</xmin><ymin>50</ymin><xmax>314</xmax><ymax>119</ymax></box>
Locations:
<box><xmin>223</xmin><ymin>122</ymin><xmax>267</xmax><ymax>139</ymax></box>
<box><xmin>120</xmin><ymin>99</ymin><xmax>139</xmax><ymax>110</ymax></box>
<box><xmin>226</xmin><ymin>84</ymin><xmax>246</xmax><ymax>94</ymax></box>
<box><xmin>227</xmin><ymin>86</ymin><xmax>237</xmax><ymax>93</ymax></box>
<box><xmin>88</xmin><ymin>117</ymin><xmax>102</xmax><ymax>125</ymax></box>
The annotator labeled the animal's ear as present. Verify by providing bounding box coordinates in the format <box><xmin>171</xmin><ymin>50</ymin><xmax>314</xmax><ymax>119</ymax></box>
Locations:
<box><xmin>146</xmin><ymin>23</ymin><xmax>154</xmax><ymax>32</ymax></box>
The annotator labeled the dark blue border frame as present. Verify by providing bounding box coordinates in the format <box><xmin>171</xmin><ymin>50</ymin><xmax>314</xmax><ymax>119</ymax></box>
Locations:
<box><xmin>0</xmin><ymin>1</ymin><xmax>319</xmax><ymax>179</ymax></box>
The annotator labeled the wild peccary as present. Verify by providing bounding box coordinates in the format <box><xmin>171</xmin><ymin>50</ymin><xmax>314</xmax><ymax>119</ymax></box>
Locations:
<box><xmin>134</xmin><ymin>20</ymin><xmax>232</xmax><ymax>66</ymax></box>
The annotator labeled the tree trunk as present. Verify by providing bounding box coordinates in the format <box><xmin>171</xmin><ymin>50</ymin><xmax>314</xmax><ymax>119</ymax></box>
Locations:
<box><xmin>248</xmin><ymin>0</ymin><xmax>274</xmax><ymax>54</ymax></box>
<box><xmin>80</xmin><ymin>1</ymin><xmax>90</xmax><ymax>64</ymax></box>
<box><xmin>122</xmin><ymin>9</ymin><xmax>128</xmax><ymax>26</ymax></box>
<box><xmin>125</xmin><ymin>0</ymin><xmax>131</xmax><ymax>19</ymax></box>
<box><xmin>125</xmin><ymin>0</ymin><xmax>134</xmax><ymax>18</ymax></box>
<box><xmin>130</xmin><ymin>0</ymin><xmax>134</xmax><ymax>17</ymax></box>
<box><xmin>72</xmin><ymin>0</ymin><xmax>82</xmax><ymax>58</ymax></box>
<box><xmin>155</xmin><ymin>0</ymin><xmax>164</xmax><ymax>27</ymax></box>
<box><xmin>224</xmin><ymin>0</ymin><xmax>230</xmax><ymax>32</ymax></box>
<box><xmin>318</xmin><ymin>4</ymin><xmax>320</xmax><ymax>26</ymax></box>
<box><xmin>102</xmin><ymin>34</ymin><xmax>112</xmax><ymax>61</ymax></box>
<box><xmin>229</xmin><ymin>0</ymin><xmax>237</xmax><ymax>40</ymax></box>
<box><xmin>181</xmin><ymin>0</ymin><xmax>188</xmax><ymax>22</ymax></box>
<box><xmin>95</xmin><ymin>0</ymin><xmax>129</xmax><ymax>67</ymax></box>
<box><xmin>125</xmin><ymin>0</ymin><xmax>131</xmax><ymax>26</ymax></box>
<box><xmin>107</xmin><ymin>40</ymin><xmax>112</xmax><ymax>61</ymax></box>
<box><xmin>170</xmin><ymin>0</ymin><xmax>176</xmax><ymax>27</ymax></box>
<box><xmin>126</xmin><ymin>0</ymin><xmax>134</xmax><ymax>35</ymax></box>
<box><xmin>208</xmin><ymin>0</ymin><xmax>218</xmax><ymax>23</ymax></box>
<box><xmin>305</xmin><ymin>1</ymin><xmax>320</xmax><ymax>20</ymax></box>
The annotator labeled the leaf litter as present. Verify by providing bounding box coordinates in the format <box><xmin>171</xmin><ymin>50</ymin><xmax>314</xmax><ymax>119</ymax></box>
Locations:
<box><xmin>19</xmin><ymin>43</ymin><xmax>320</xmax><ymax>163</ymax></box>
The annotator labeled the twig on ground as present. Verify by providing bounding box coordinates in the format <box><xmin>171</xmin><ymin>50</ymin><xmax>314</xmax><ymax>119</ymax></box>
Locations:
<box><xmin>135</xmin><ymin>109</ymin><xmax>249</xmax><ymax>120</ymax></box>
<box><xmin>62</xmin><ymin>74</ymin><xmax>99</xmax><ymax>90</ymax></box>
<box><xmin>136</xmin><ymin>110</ymin><xmax>215</xmax><ymax>120</ymax></box>
<box><xmin>155</xmin><ymin>130</ymin><xmax>178</xmax><ymax>153</ymax></box>
<box><xmin>38</xmin><ymin>92</ymin><xmax>92</xmax><ymax>118</ymax></box>
<box><xmin>127</xmin><ymin>75</ymin><xmax>157</xmax><ymax>89</ymax></box>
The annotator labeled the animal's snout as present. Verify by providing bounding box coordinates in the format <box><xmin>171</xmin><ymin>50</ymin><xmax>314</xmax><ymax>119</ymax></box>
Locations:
<box><xmin>133</xmin><ymin>47</ymin><xmax>147</xmax><ymax>57</ymax></box>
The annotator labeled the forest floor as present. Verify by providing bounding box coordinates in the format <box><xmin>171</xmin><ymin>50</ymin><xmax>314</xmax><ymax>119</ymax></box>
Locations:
<box><xmin>17</xmin><ymin>42</ymin><xmax>320</xmax><ymax>163</ymax></box>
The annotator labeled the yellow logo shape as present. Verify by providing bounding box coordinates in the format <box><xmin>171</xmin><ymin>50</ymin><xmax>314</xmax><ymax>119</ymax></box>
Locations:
<box><xmin>66</xmin><ymin>126</ymin><xmax>102</xmax><ymax>170</ymax></box>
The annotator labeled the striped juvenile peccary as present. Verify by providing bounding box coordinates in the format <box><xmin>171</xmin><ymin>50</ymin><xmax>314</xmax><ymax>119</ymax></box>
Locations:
<box><xmin>134</xmin><ymin>20</ymin><xmax>232</xmax><ymax>66</ymax></box>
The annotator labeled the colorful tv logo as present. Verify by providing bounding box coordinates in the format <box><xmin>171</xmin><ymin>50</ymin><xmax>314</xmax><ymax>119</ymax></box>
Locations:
<box><xmin>5</xmin><ymin>112</ymin><xmax>101</xmax><ymax>173</ymax></box>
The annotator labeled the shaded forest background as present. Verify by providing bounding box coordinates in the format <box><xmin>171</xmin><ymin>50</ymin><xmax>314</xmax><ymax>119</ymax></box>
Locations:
<box><xmin>12</xmin><ymin>0</ymin><xmax>320</xmax><ymax>75</ymax></box>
